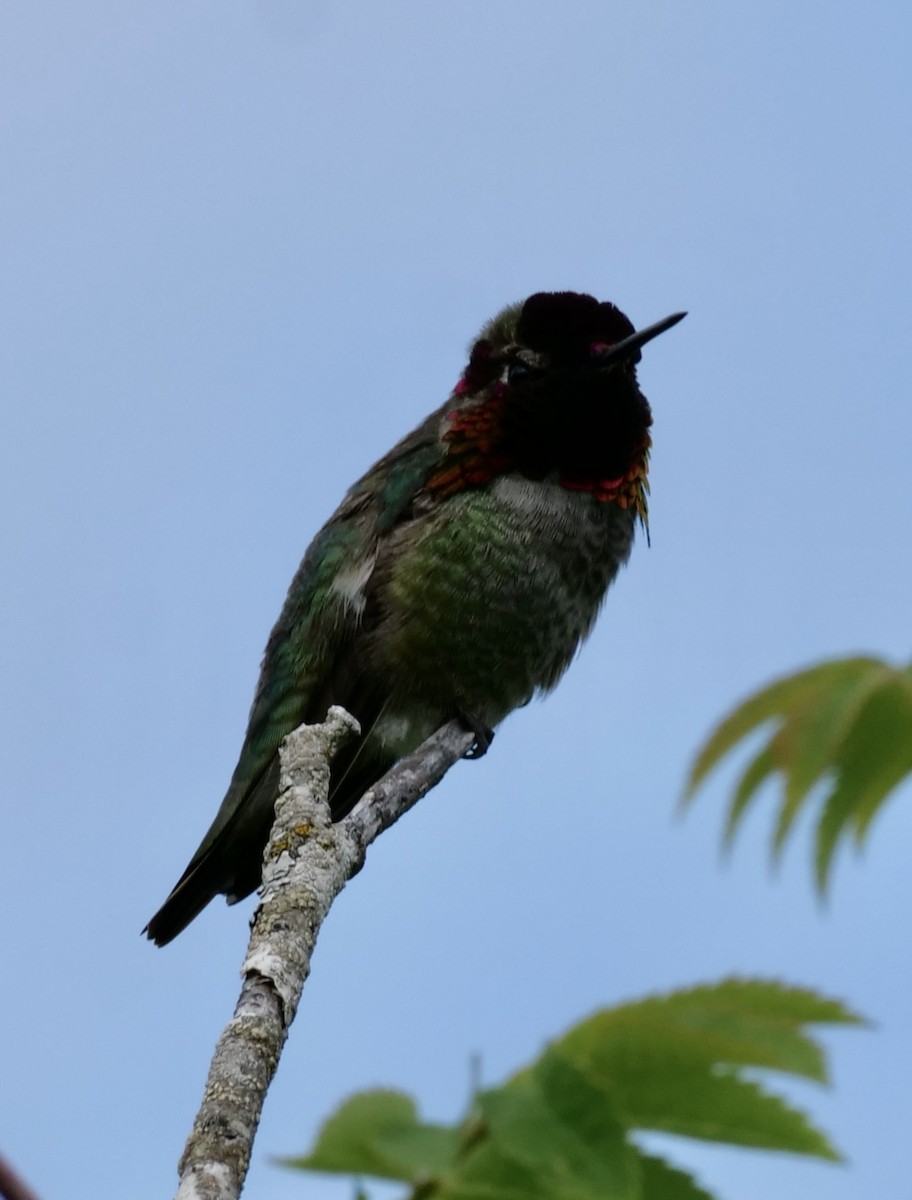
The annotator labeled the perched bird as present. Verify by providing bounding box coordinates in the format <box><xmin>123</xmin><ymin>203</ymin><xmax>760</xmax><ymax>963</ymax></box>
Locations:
<box><xmin>145</xmin><ymin>291</ymin><xmax>684</xmax><ymax>945</ymax></box>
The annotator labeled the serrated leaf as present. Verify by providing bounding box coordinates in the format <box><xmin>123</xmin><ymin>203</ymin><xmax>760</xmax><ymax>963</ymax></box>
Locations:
<box><xmin>280</xmin><ymin>1089</ymin><xmax>460</xmax><ymax>1183</ymax></box>
<box><xmin>771</xmin><ymin>663</ymin><xmax>892</xmax><ymax>857</ymax></box>
<box><xmin>469</xmin><ymin>1052</ymin><xmax>634</xmax><ymax>1199</ymax></box>
<box><xmin>684</xmin><ymin>658</ymin><xmax>880</xmax><ymax>800</ymax></box>
<box><xmin>845</xmin><ymin>672</ymin><xmax>912</xmax><ymax>838</ymax></box>
<box><xmin>814</xmin><ymin>671</ymin><xmax>912</xmax><ymax>889</ymax></box>
<box><xmin>560</xmin><ymin>979</ymin><xmax>859</xmax><ymax>1083</ymax></box>
<box><xmin>635</xmin><ymin>1151</ymin><xmax>715</xmax><ymax>1200</ymax></box>
<box><xmin>432</xmin><ymin>1139</ymin><xmax>572</xmax><ymax>1200</ymax></box>
<box><xmin>686</xmin><ymin>654</ymin><xmax>912</xmax><ymax>891</ymax></box>
<box><xmin>621</xmin><ymin>1067</ymin><xmax>838</xmax><ymax>1157</ymax></box>
<box><xmin>284</xmin><ymin>981</ymin><xmax>861</xmax><ymax>1199</ymax></box>
<box><xmin>722</xmin><ymin>739</ymin><xmax>777</xmax><ymax>848</ymax></box>
<box><xmin>553</xmin><ymin>979</ymin><xmax>857</xmax><ymax>1157</ymax></box>
<box><xmin>628</xmin><ymin>977</ymin><xmax>861</xmax><ymax>1030</ymax></box>
<box><xmin>532</xmin><ymin>1047</ymin><xmax>632</xmax><ymax>1171</ymax></box>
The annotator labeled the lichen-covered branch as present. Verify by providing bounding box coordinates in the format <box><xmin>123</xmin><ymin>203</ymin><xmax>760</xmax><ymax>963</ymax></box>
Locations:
<box><xmin>174</xmin><ymin>707</ymin><xmax>475</xmax><ymax>1200</ymax></box>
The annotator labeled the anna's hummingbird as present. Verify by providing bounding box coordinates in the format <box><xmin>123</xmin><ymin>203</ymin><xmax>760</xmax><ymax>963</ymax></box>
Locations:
<box><xmin>145</xmin><ymin>291</ymin><xmax>684</xmax><ymax>945</ymax></box>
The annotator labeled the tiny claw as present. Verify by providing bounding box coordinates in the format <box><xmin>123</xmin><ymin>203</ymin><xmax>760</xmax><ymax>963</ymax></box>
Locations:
<box><xmin>458</xmin><ymin>712</ymin><xmax>495</xmax><ymax>759</ymax></box>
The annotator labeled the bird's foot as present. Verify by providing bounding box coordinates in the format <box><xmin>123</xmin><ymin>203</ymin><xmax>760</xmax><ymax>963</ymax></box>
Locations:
<box><xmin>458</xmin><ymin>711</ymin><xmax>495</xmax><ymax>760</ymax></box>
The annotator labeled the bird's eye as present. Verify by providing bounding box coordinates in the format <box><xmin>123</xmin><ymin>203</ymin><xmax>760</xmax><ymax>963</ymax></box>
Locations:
<box><xmin>506</xmin><ymin>360</ymin><xmax>532</xmax><ymax>384</ymax></box>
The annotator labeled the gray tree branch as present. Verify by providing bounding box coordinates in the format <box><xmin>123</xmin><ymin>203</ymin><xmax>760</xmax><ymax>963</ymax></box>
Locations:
<box><xmin>173</xmin><ymin>707</ymin><xmax>475</xmax><ymax>1200</ymax></box>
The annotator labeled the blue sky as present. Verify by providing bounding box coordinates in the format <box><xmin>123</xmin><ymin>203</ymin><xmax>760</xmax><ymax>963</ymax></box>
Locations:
<box><xmin>2</xmin><ymin>3</ymin><xmax>911</xmax><ymax>1198</ymax></box>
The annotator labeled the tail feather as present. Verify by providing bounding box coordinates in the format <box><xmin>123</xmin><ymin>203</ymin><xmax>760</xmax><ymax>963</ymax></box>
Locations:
<box><xmin>144</xmin><ymin>704</ymin><xmax>399</xmax><ymax>945</ymax></box>
<box><xmin>143</xmin><ymin>854</ymin><xmax>223</xmax><ymax>947</ymax></box>
<box><xmin>144</xmin><ymin>759</ymin><xmax>282</xmax><ymax>946</ymax></box>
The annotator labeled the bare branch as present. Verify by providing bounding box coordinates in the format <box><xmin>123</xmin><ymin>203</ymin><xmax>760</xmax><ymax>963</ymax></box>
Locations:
<box><xmin>174</xmin><ymin>707</ymin><xmax>474</xmax><ymax>1199</ymax></box>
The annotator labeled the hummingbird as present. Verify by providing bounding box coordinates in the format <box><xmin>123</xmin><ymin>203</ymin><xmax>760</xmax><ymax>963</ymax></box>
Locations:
<box><xmin>145</xmin><ymin>291</ymin><xmax>684</xmax><ymax>945</ymax></box>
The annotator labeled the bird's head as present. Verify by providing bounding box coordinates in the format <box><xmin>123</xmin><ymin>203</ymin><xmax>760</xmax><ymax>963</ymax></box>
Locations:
<box><xmin>429</xmin><ymin>291</ymin><xmax>684</xmax><ymax>524</ymax></box>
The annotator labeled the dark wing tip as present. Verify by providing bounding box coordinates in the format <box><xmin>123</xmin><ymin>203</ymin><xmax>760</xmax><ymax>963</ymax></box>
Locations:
<box><xmin>143</xmin><ymin>864</ymin><xmax>219</xmax><ymax>947</ymax></box>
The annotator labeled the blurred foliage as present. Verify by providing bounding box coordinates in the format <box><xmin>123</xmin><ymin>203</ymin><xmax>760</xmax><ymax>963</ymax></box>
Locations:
<box><xmin>280</xmin><ymin>978</ymin><xmax>861</xmax><ymax>1200</ymax></box>
<box><xmin>281</xmin><ymin>650</ymin><xmax>908</xmax><ymax>1198</ymax></box>
<box><xmin>684</xmin><ymin>655</ymin><xmax>912</xmax><ymax>890</ymax></box>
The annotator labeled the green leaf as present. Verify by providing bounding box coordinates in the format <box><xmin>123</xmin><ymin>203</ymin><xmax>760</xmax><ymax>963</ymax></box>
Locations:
<box><xmin>432</xmin><ymin>1139</ymin><xmax>571</xmax><ymax>1200</ymax></box>
<box><xmin>635</xmin><ymin>1152</ymin><xmax>715</xmax><ymax>1200</ymax></box>
<box><xmin>815</xmin><ymin>671</ymin><xmax>912</xmax><ymax>889</ymax></box>
<box><xmin>561</xmin><ymin>979</ymin><xmax>860</xmax><ymax>1081</ymax></box>
<box><xmin>460</xmin><ymin>1071</ymin><xmax>634</xmax><ymax>1200</ymax></box>
<box><xmin>554</xmin><ymin>978</ymin><xmax>859</xmax><ymax>1157</ymax></box>
<box><xmin>283</xmin><ymin>980</ymin><xmax>862</xmax><ymax>1198</ymax></box>
<box><xmin>685</xmin><ymin>654</ymin><xmax>912</xmax><ymax>890</ymax></box>
<box><xmin>621</xmin><ymin>1067</ymin><xmax>837</xmax><ymax>1158</ymax></box>
<box><xmin>476</xmin><ymin>1051</ymin><xmax>635</xmax><ymax>1198</ymax></box>
<box><xmin>279</xmin><ymin>1089</ymin><xmax>460</xmax><ymax>1183</ymax></box>
<box><xmin>723</xmin><ymin>741</ymin><xmax>777</xmax><ymax>848</ymax></box>
<box><xmin>771</xmin><ymin>663</ymin><xmax>892</xmax><ymax>858</ymax></box>
<box><xmin>684</xmin><ymin>658</ymin><xmax>881</xmax><ymax>800</ymax></box>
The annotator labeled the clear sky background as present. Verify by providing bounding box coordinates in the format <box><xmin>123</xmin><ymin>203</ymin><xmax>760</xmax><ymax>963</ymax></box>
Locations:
<box><xmin>2</xmin><ymin>4</ymin><xmax>911</xmax><ymax>1198</ymax></box>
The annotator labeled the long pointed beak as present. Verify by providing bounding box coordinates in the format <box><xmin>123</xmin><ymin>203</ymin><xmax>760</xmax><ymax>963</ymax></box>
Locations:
<box><xmin>598</xmin><ymin>311</ymin><xmax>687</xmax><ymax>365</ymax></box>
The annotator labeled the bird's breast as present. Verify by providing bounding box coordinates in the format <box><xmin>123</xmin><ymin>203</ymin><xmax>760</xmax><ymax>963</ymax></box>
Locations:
<box><xmin>362</xmin><ymin>473</ymin><xmax>637</xmax><ymax>733</ymax></box>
